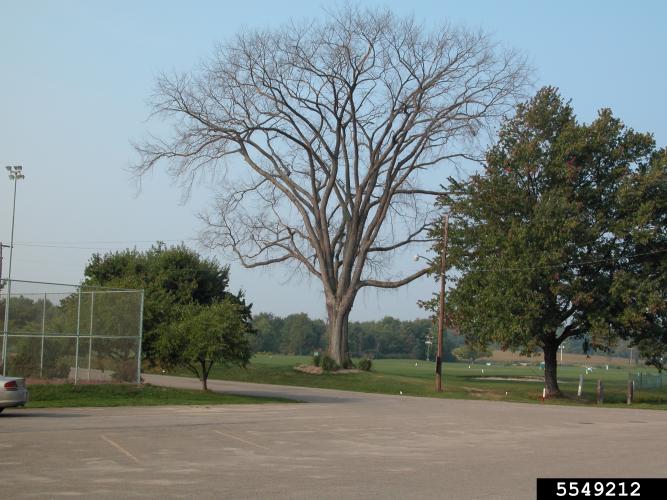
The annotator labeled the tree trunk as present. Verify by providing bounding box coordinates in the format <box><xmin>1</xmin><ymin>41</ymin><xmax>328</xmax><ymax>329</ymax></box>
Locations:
<box><xmin>326</xmin><ymin>300</ymin><xmax>353</xmax><ymax>367</ymax></box>
<box><xmin>200</xmin><ymin>359</ymin><xmax>208</xmax><ymax>391</ymax></box>
<box><xmin>543</xmin><ymin>343</ymin><xmax>561</xmax><ymax>398</ymax></box>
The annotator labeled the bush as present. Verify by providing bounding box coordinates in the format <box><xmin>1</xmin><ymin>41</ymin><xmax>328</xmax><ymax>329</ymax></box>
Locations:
<box><xmin>341</xmin><ymin>358</ymin><xmax>355</xmax><ymax>369</ymax></box>
<box><xmin>320</xmin><ymin>354</ymin><xmax>338</xmax><ymax>372</ymax></box>
<box><xmin>12</xmin><ymin>338</ymin><xmax>72</xmax><ymax>379</ymax></box>
<box><xmin>453</xmin><ymin>345</ymin><xmax>492</xmax><ymax>363</ymax></box>
<box><xmin>313</xmin><ymin>352</ymin><xmax>321</xmax><ymax>367</ymax></box>
<box><xmin>112</xmin><ymin>360</ymin><xmax>138</xmax><ymax>382</ymax></box>
<box><xmin>44</xmin><ymin>360</ymin><xmax>71</xmax><ymax>379</ymax></box>
<box><xmin>358</xmin><ymin>357</ymin><xmax>372</xmax><ymax>371</ymax></box>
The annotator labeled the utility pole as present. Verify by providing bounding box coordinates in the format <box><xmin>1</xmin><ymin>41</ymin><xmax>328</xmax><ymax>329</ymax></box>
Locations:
<box><xmin>436</xmin><ymin>213</ymin><xmax>449</xmax><ymax>392</ymax></box>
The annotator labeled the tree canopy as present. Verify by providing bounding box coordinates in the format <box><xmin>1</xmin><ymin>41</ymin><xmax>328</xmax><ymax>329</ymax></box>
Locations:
<box><xmin>158</xmin><ymin>299</ymin><xmax>253</xmax><ymax>390</ymax></box>
<box><xmin>84</xmin><ymin>243</ymin><xmax>246</xmax><ymax>363</ymax></box>
<box><xmin>611</xmin><ymin>148</ymin><xmax>667</xmax><ymax>369</ymax></box>
<box><xmin>134</xmin><ymin>6</ymin><xmax>528</xmax><ymax>366</ymax></box>
<box><xmin>435</xmin><ymin>87</ymin><xmax>666</xmax><ymax>396</ymax></box>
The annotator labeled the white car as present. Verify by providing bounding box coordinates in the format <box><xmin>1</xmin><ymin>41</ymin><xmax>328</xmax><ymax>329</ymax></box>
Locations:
<box><xmin>0</xmin><ymin>376</ymin><xmax>29</xmax><ymax>413</ymax></box>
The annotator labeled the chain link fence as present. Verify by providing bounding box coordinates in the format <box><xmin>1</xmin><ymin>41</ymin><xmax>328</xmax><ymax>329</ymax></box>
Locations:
<box><xmin>631</xmin><ymin>372</ymin><xmax>664</xmax><ymax>390</ymax></box>
<box><xmin>1</xmin><ymin>279</ymin><xmax>144</xmax><ymax>383</ymax></box>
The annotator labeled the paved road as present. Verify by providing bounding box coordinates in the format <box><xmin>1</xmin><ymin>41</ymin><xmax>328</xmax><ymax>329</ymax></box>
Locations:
<box><xmin>2</xmin><ymin>376</ymin><xmax>666</xmax><ymax>499</ymax></box>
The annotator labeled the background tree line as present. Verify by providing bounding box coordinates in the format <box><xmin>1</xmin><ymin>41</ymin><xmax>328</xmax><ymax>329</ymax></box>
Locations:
<box><xmin>252</xmin><ymin>312</ymin><xmax>462</xmax><ymax>361</ymax></box>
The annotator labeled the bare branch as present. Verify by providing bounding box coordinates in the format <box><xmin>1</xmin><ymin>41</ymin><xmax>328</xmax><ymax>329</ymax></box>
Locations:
<box><xmin>135</xmin><ymin>5</ymin><xmax>529</xmax><ymax>361</ymax></box>
<box><xmin>358</xmin><ymin>267</ymin><xmax>431</xmax><ymax>289</ymax></box>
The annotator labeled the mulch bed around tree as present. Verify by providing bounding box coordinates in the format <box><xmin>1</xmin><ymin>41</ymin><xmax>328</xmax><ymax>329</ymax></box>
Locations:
<box><xmin>294</xmin><ymin>365</ymin><xmax>361</xmax><ymax>375</ymax></box>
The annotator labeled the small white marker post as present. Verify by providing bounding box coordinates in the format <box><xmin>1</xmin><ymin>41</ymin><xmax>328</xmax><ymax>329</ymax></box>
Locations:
<box><xmin>577</xmin><ymin>374</ymin><xmax>583</xmax><ymax>397</ymax></box>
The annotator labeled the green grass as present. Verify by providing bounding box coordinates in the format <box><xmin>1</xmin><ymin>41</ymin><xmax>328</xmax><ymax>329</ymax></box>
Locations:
<box><xmin>159</xmin><ymin>354</ymin><xmax>666</xmax><ymax>410</ymax></box>
<box><xmin>27</xmin><ymin>383</ymin><xmax>294</xmax><ymax>408</ymax></box>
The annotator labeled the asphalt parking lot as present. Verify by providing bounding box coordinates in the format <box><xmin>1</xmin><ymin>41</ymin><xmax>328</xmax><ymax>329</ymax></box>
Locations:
<box><xmin>2</xmin><ymin>376</ymin><xmax>666</xmax><ymax>499</ymax></box>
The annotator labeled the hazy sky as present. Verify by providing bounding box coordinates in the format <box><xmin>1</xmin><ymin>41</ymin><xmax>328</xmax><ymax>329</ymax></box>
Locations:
<box><xmin>1</xmin><ymin>0</ymin><xmax>665</xmax><ymax>321</ymax></box>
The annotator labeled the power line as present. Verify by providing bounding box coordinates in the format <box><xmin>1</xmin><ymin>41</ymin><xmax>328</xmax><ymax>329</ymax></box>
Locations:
<box><xmin>13</xmin><ymin>238</ymin><xmax>198</xmax><ymax>250</ymax></box>
<box><xmin>17</xmin><ymin>238</ymin><xmax>197</xmax><ymax>244</ymax></box>
<box><xmin>460</xmin><ymin>247</ymin><xmax>667</xmax><ymax>273</ymax></box>
<box><xmin>10</xmin><ymin>240</ymin><xmax>667</xmax><ymax>273</ymax></box>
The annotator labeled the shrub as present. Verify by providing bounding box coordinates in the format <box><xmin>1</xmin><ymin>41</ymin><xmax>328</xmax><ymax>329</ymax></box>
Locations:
<box><xmin>358</xmin><ymin>357</ymin><xmax>372</xmax><ymax>371</ymax></box>
<box><xmin>44</xmin><ymin>360</ymin><xmax>71</xmax><ymax>379</ymax></box>
<box><xmin>313</xmin><ymin>352</ymin><xmax>321</xmax><ymax>367</ymax></box>
<box><xmin>12</xmin><ymin>339</ymin><xmax>71</xmax><ymax>379</ymax></box>
<box><xmin>112</xmin><ymin>360</ymin><xmax>138</xmax><ymax>382</ymax></box>
<box><xmin>341</xmin><ymin>358</ymin><xmax>355</xmax><ymax>369</ymax></box>
<box><xmin>320</xmin><ymin>354</ymin><xmax>338</xmax><ymax>372</ymax></box>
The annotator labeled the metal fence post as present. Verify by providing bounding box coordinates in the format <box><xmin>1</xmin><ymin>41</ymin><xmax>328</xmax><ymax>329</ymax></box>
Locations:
<box><xmin>74</xmin><ymin>287</ymin><xmax>81</xmax><ymax>384</ymax></box>
<box><xmin>87</xmin><ymin>291</ymin><xmax>94</xmax><ymax>381</ymax></box>
<box><xmin>136</xmin><ymin>290</ymin><xmax>144</xmax><ymax>384</ymax></box>
<box><xmin>40</xmin><ymin>292</ymin><xmax>46</xmax><ymax>378</ymax></box>
<box><xmin>626</xmin><ymin>379</ymin><xmax>634</xmax><ymax>405</ymax></box>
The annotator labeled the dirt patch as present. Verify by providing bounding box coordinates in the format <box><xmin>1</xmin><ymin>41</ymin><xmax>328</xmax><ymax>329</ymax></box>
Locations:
<box><xmin>474</xmin><ymin>376</ymin><xmax>544</xmax><ymax>382</ymax></box>
<box><xmin>294</xmin><ymin>365</ymin><xmax>323</xmax><ymax>375</ymax></box>
<box><xmin>462</xmin><ymin>386</ymin><xmax>489</xmax><ymax>393</ymax></box>
<box><xmin>462</xmin><ymin>386</ymin><xmax>510</xmax><ymax>401</ymax></box>
<box><xmin>24</xmin><ymin>378</ymin><xmax>69</xmax><ymax>385</ymax></box>
<box><xmin>294</xmin><ymin>365</ymin><xmax>361</xmax><ymax>375</ymax></box>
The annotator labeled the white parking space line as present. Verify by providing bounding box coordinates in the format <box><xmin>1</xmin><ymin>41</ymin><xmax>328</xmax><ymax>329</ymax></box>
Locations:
<box><xmin>213</xmin><ymin>429</ymin><xmax>270</xmax><ymax>450</ymax></box>
<box><xmin>101</xmin><ymin>434</ymin><xmax>141</xmax><ymax>464</ymax></box>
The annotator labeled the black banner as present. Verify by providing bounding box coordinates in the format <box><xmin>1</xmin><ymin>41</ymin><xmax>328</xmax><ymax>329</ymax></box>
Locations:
<box><xmin>537</xmin><ymin>479</ymin><xmax>665</xmax><ymax>499</ymax></box>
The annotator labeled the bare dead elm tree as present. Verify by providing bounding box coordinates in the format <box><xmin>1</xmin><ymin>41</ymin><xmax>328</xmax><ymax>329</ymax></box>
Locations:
<box><xmin>135</xmin><ymin>7</ymin><xmax>528</xmax><ymax>366</ymax></box>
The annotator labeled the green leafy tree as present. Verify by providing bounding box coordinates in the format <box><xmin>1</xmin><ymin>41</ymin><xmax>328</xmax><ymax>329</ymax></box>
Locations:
<box><xmin>435</xmin><ymin>87</ymin><xmax>662</xmax><ymax>396</ymax></box>
<box><xmin>612</xmin><ymin>149</ymin><xmax>667</xmax><ymax>370</ymax></box>
<box><xmin>452</xmin><ymin>345</ymin><xmax>492</xmax><ymax>364</ymax></box>
<box><xmin>158</xmin><ymin>300</ymin><xmax>253</xmax><ymax>390</ymax></box>
<box><xmin>251</xmin><ymin>313</ymin><xmax>284</xmax><ymax>353</ymax></box>
<box><xmin>83</xmin><ymin>243</ymin><xmax>237</xmax><ymax>364</ymax></box>
<box><xmin>0</xmin><ymin>296</ymin><xmax>53</xmax><ymax>333</ymax></box>
<box><xmin>280</xmin><ymin>313</ymin><xmax>324</xmax><ymax>355</ymax></box>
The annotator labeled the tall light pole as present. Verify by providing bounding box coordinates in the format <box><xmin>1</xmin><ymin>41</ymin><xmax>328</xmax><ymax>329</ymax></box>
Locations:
<box><xmin>2</xmin><ymin>165</ymin><xmax>25</xmax><ymax>376</ymax></box>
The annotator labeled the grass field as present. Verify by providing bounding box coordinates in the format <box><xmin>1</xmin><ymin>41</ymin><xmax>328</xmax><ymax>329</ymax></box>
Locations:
<box><xmin>484</xmin><ymin>349</ymin><xmax>636</xmax><ymax>367</ymax></box>
<box><xmin>26</xmin><ymin>383</ymin><xmax>294</xmax><ymax>408</ymax></box>
<box><xmin>171</xmin><ymin>354</ymin><xmax>666</xmax><ymax>410</ymax></box>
